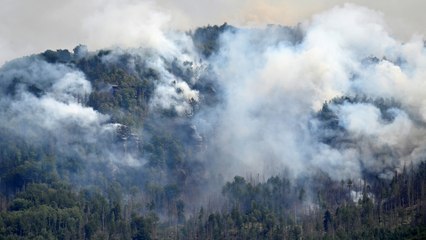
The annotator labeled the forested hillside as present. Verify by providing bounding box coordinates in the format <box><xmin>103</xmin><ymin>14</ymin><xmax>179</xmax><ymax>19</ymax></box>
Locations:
<box><xmin>0</xmin><ymin>19</ymin><xmax>425</xmax><ymax>240</ymax></box>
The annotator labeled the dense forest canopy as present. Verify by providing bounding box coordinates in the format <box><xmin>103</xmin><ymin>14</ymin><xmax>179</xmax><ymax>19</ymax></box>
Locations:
<box><xmin>0</xmin><ymin>5</ymin><xmax>425</xmax><ymax>240</ymax></box>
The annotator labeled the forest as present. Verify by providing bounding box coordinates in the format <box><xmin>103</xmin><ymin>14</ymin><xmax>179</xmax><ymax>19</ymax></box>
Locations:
<box><xmin>0</xmin><ymin>23</ymin><xmax>425</xmax><ymax>239</ymax></box>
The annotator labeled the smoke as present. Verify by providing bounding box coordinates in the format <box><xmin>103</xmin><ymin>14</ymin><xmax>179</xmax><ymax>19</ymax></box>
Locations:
<box><xmin>2</xmin><ymin>2</ymin><xmax>426</xmax><ymax>197</ymax></box>
<box><xmin>0</xmin><ymin>0</ymin><xmax>175</xmax><ymax>65</ymax></box>
<box><xmin>83</xmin><ymin>0</ymin><xmax>174</xmax><ymax>52</ymax></box>
<box><xmin>0</xmin><ymin>55</ymin><xmax>143</xmax><ymax>177</ymax></box>
<box><xmin>190</xmin><ymin>4</ymin><xmax>426</xmax><ymax>180</ymax></box>
<box><xmin>2</xmin><ymin>0</ymin><xmax>426</xmax><ymax>65</ymax></box>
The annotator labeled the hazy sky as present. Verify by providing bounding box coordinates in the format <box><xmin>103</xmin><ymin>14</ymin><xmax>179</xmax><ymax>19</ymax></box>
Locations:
<box><xmin>0</xmin><ymin>0</ymin><xmax>424</xmax><ymax>64</ymax></box>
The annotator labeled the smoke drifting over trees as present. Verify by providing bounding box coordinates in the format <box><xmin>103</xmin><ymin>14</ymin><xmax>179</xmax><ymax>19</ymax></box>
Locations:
<box><xmin>0</xmin><ymin>3</ymin><xmax>425</xmax><ymax>239</ymax></box>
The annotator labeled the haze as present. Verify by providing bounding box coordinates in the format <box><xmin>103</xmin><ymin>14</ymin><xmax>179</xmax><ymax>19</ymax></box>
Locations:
<box><xmin>0</xmin><ymin>0</ymin><xmax>425</xmax><ymax>64</ymax></box>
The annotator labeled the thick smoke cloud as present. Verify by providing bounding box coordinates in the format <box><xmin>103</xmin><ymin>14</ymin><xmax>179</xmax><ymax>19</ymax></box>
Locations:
<box><xmin>192</xmin><ymin>4</ymin><xmax>426</xmax><ymax>180</ymax></box>
<box><xmin>1</xmin><ymin>3</ymin><xmax>426</xmax><ymax>189</ymax></box>
<box><xmin>0</xmin><ymin>56</ymin><xmax>142</xmax><ymax>172</ymax></box>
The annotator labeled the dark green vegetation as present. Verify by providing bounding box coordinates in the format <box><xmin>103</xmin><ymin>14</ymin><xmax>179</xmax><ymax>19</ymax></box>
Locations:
<box><xmin>183</xmin><ymin>164</ymin><xmax>426</xmax><ymax>239</ymax></box>
<box><xmin>192</xmin><ymin>23</ymin><xmax>235</xmax><ymax>58</ymax></box>
<box><xmin>0</xmin><ymin>25</ymin><xmax>425</xmax><ymax>239</ymax></box>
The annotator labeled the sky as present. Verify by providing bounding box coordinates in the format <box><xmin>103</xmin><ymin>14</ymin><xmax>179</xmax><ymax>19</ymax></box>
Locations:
<box><xmin>0</xmin><ymin>0</ymin><xmax>425</xmax><ymax>64</ymax></box>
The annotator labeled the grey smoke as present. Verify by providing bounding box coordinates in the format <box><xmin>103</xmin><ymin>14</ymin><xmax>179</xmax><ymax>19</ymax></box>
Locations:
<box><xmin>0</xmin><ymin>56</ymin><xmax>142</xmax><ymax>173</ymax></box>
<box><xmin>1</xmin><ymin>3</ymin><xmax>426</xmax><ymax>188</ymax></box>
<box><xmin>191</xmin><ymin>4</ymin><xmax>426</xmax><ymax>180</ymax></box>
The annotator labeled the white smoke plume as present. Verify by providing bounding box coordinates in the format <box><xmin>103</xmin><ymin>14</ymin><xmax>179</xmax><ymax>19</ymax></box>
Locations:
<box><xmin>193</xmin><ymin>4</ymin><xmax>426</xmax><ymax>180</ymax></box>
<box><xmin>0</xmin><ymin>56</ymin><xmax>142</xmax><ymax>171</ymax></box>
<box><xmin>1</xmin><ymin>3</ymin><xmax>426</xmax><ymax>187</ymax></box>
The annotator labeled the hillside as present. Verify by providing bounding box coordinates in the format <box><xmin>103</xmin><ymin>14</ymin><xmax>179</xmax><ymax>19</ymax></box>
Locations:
<box><xmin>0</xmin><ymin>19</ymin><xmax>425</xmax><ymax>240</ymax></box>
